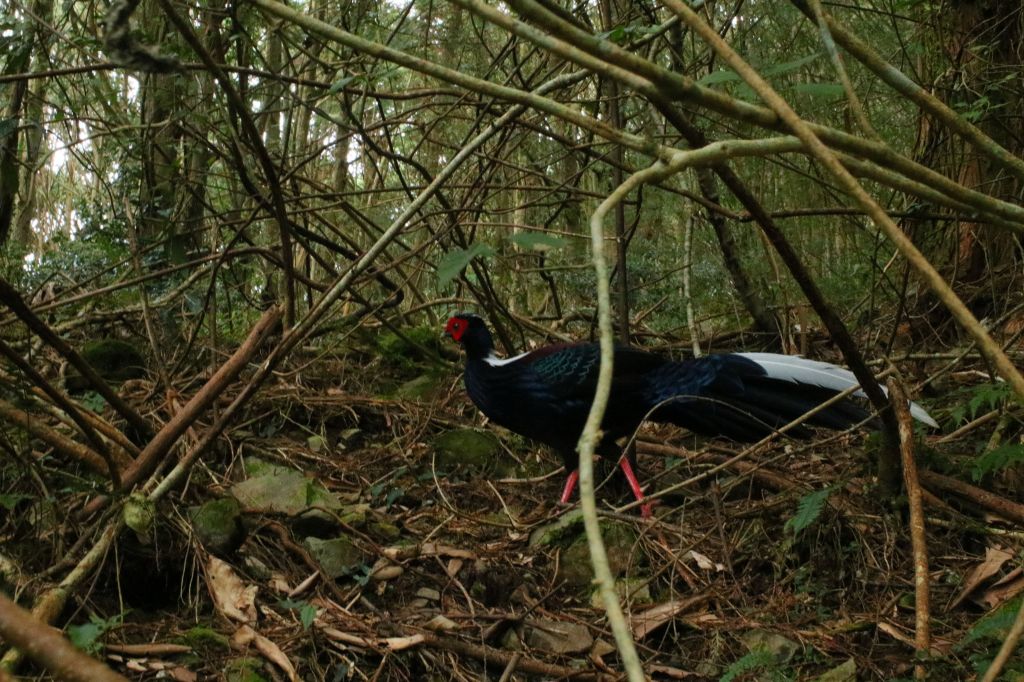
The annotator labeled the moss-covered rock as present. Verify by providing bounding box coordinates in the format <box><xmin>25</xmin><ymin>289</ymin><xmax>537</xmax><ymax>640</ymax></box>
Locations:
<box><xmin>180</xmin><ymin>625</ymin><xmax>231</xmax><ymax>653</ymax></box>
<box><xmin>815</xmin><ymin>658</ymin><xmax>857</xmax><ymax>682</ymax></box>
<box><xmin>377</xmin><ymin>326</ymin><xmax>442</xmax><ymax>368</ymax></box>
<box><xmin>338</xmin><ymin>503</ymin><xmax>371</xmax><ymax>528</ymax></box>
<box><xmin>368</xmin><ymin>519</ymin><xmax>401</xmax><ymax>541</ymax></box>
<box><xmin>529</xmin><ymin>509</ymin><xmax>584</xmax><ymax>547</ymax></box>
<box><xmin>230</xmin><ymin>459</ymin><xmax>342</xmax><ymax>516</ymax></box>
<box><xmin>432</xmin><ymin>428</ymin><xmax>505</xmax><ymax>473</ymax></box>
<box><xmin>190</xmin><ymin>497</ymin><xmax>244</xmax><ymax>555</ymax></box>
<box><xmin>556</xmin><ymin>521</ymin><xmax>638</xmax><ymax>592</ymax></box>
<box><xmin>225</xmin><ymin>657</ymin><xmax>268</xmax><ymax>682</ymax></box>
<box><xmin>66</xmin><ymin>338</ymin><xmax>147</xmax><ymax>390</ymax></box>
<box><xmin>396</xmin><ymin>373</ymin><xmax>444</xmax><ymax>400</ymax></box>
<box><xmin>303</xmin><ymin>536</ymin><xmax>366</xmax><ymax>579</ymax></box>
<box><xmin>589</xmin><ymin>577</ymin><xmax>652</xmax><ymax>608</ymax></box>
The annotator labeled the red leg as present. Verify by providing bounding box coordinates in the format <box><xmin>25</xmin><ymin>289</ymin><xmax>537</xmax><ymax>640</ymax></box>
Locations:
<box><xmin>559</xmin><ymin>469</ymin><xmax>579</xmax><ymax>505</ymax></box>
<box><xmin>618</xmin><ymin>457</ymin><xmax>652</xmax><ymax>518</ymax></box>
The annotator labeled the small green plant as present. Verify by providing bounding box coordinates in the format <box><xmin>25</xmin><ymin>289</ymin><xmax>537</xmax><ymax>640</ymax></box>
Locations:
<box><xmin>79</xmin><ymin>391</ymin><xmax>107</xmax><ymax>413</ymax></box>
<box><xmin>0</xmin><ymin>493</ymin><xmax>31</xmax><ymax>510</ymax></box>
<box><xmin>950</xmin><ymin>381</ymin><xmax>1014</xmax><ymax>425</ymax></box>
<box><xmin>68</xmin><ymin>612</ymin><xmax>126</xmax><ymax>654</ymax></box>
<box><xmin>958</xmin><ymin>598</ymin><xmax>1024</xmax><ymax>680</ymax></box>
<box><xmin>972</xmin><ymin>443</ymin><xmax>1024</xmax><ymax>482</ymax></box>
<box><xmin>959</xmin><ymin>597</ymin><xmax>1021</xmax><ymax>649</ymax></box>
<box><xmin>719</xmin><ymin>650</ymin><xmax>778</xmax><ymax>682</ymax></box>
<box><xmin>784</xmin><ymin>486</ymin><xmax>834</xmax><ymax>537</ymax></box>
<box><xmin>278</xmin><ymin>598</ymin><xmax>317</xmax><ymax>630</ymax></box>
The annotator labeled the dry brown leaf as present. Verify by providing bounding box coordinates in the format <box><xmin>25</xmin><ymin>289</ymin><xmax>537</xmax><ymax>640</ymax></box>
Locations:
<box><xmin>686</xmin><ymin>550</ymin><xmax>724</xmax><ymax>572</ymax></box>
<box><xmin>370</xmin><ymin>559</ymin><xmax>404</xmax><ymax>581</ymax></box>
<box><xmin>168</xmin><ymin>667</ymin><xmax>198</xmax><ymax>682</ymax></box>
<box><xmin>524</xmin><ymin>618</ymin><xmax>593</xmax><ymax>654</ymax></box>
<box><xmin>648</xmin><ymin>663</ymin><xmax>697</xmax><ymax>679</ymax></box>
<box><xmin>979</xmin><ymin>572</ymin><xmax>1024</xmax><ymax>609</ymax></box>
<box><xmin>877</xmin><ymin>622</ymin><xmax>952</xmax><ymax>656</ymax></box>
<box><xmin>232</xmin><ymin>624</ymin><xmax>298</xmax><ymax>682</ymax></box>
<box><xmin>319</xmin><ymin>627</ymin><xmax>424</xmax><ymax>652</ymax></box>
<box><xmin>207</xmin><ymin>556</ymin><xmax>257</xmax><ymax>624</ymax></box>
<box><xmin>631</xmin><ymin>598</ymin><xmax>704</xmax><ymax>639</ymax></box>
<box><xmin>424</xmin><ymin>615</ymin><xmax>459</xmax><ymax>631</ymax></box>
<box><xmin>589</xmin><ymin>639</ymin><xmax>617</xmax><ymax>673</ymax></box>
<box><xmin>949</xmin><ymin>546</ymin><xmax>1014</xmax><ymax>611</ymax></box>
<box><xmin>990</xmin><ymin>566</ymin><xmax>1022</xmax><ymax>588</ymax></box>
<box><xmin>682</xmin><ymin>612</ymin><xmax>723</xmax><ymax>629</ymax></box>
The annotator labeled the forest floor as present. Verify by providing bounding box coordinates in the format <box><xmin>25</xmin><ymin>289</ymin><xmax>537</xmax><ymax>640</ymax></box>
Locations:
<box><xmin>4</xmin><ymin>331</ymin><xmax>1024</xmax><ymax>681</ymax></box>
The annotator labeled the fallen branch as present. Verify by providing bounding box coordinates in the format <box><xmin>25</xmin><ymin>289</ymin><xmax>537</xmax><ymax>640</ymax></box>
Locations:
<box><xmin>0</xmin><ymin>338</ymin><xmax>123</xmax><ymax>485</ymax></box>
<box><xmin>0</xmin><ymin>520</ymin><xmax>122</xmax><ymax>670</ymax></box>
<box><xmin>0</xmin><ymin>276</ymin><xmax>153</xmax><ymax>439</ymax></box>
<box><xmin>0</xmin><ymin>592</ymin><xmax>128</xmax><ymax>682</ymax></box>
<box><xmin>0</xmin><ymin>398</ymin><xmax>122</xmax><ymax>475</ymax></box>
<box><xmin>80</xmin><ymin>305</ymin><xmax>283</xmax><ymax>516</ymax></box>
<box><xmin>919</xmin><ymin>470</ymin><xmax>1024</xmax><ymax>525</ymax></box>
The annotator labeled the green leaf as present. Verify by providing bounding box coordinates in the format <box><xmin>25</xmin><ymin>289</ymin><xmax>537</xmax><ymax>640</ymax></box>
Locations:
<box><xmin>436</xmin><ymin>243</ymin><xmax>495</xmax><ymax>286</ymax></box>
<box><xmin>385</xmin><ymin>486</ymin><xmax>404</xmax><ymax>508</ymax></box>
<box><xmin>735</xmin><ymin>82</ymin><xmax>757</xmax><ymax>101</ymax></box>
<box><xmin>509</xmin><ymin>232</ymin><xmax>567</xmax><ymax>251</ymax></box>
<box><xmin>761</xmin><ymin>53</ymin><xmax>821</xmax><ymax>78</ymax></box>
<box><xmin>279</xmin><ymin>598</ymin><xmax>318</xmax><ymax>630</ymax></box>
<box><xmin>68</xmin><ymin>612</ymin><xmax>125</xmax><ymax>655</ymax></box>
<box><xmin>698</xmin><ymin>69</ymin><xmax>742</xmax><ymax>86</ymax></box>
<box><xmin>0</xmin><ymin>493</ymin><xmax>31</xmax><ymax>510</ymax></box>
<box><xmin>784</xmin><ymin>486</ymin><xmax>833</xmax><ymax>536</ymax></box>
<box><xmin>959</xmin><ymin>597</ymin><xmax>1022</xmax><ymax>648</ymax></box>
<box><xmin>299</xmin><ymin>603</ymin><xmax>317</xmax><ymax>629</ymax></box>
<box><xmin>328</xmin><ymin>75</ymin><xmax>358</xmax><ymax>94</ymax></box>
<box><xmin>967</xmin><ymin>382</ymin><xmax>1012</xmax><ymax>419</ymax></box>
<box><xmin>792</xmin><ymin>82</ymin><xmax>845</xmax><ymax>98</ymax></box>
<box><xmin>972</xmin><ymin>443</ymin><xmax>1024</xmax><ymax>482</ymax></box>
<box><xmin>68</xmin><ymin>622</ymin><xmax>105</xmax><ymax>654</ymax></box>
<box><xmin>80</xmin><ymin>391</ymin><xmax>107</xmax><ymax>413</ymax></box>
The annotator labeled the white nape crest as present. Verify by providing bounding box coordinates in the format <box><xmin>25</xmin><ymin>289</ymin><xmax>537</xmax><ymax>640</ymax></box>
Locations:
<box><xmin>737</xmin><ymin>353</ymin><xmax>939</xmax><ymax>428</ymax></box>
<box><xmin>484</xmin><ymin>350</ymin><xmax>531</xmax><ymax>367</ymax></box>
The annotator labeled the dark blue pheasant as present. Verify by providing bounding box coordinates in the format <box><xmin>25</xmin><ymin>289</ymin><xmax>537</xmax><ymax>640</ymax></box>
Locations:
<box><xmin>445</xmin><ymin>313</ymin><xmax>936</xmax><ymax>516</ymax></box>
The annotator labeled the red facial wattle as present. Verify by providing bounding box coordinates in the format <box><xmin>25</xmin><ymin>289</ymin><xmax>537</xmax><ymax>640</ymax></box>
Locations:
<box><xmin>445</xmin><ymin>317</ymin><xmax>466</xmax><ymax>342</ymax></box>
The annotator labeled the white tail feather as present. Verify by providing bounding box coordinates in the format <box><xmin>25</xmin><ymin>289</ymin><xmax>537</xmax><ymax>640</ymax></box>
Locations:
<box><xmin>737</xmin><ymin>353</ymin><xmax>939</xmax><ymax>428</ymax></box>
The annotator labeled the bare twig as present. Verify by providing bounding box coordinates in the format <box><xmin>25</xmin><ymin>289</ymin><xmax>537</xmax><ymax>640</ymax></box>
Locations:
<box><xmin>889</xmin><ymin>377</ymin><xmax>930</xmax><ymax>679</ymax></box>
<box><xmin>580</xmin><ymin>157</ymin><xmax>657</xmax><ymax>682</ymax></box>
<box><xmin>919</xmin><ymin>470</ymin><xmax>1024</xmax><ymax>524</ymax></box>
<box><xmin>0</xmin><ymin>398</ymin><xmax>120</xmax><ymax>475</ymax></box>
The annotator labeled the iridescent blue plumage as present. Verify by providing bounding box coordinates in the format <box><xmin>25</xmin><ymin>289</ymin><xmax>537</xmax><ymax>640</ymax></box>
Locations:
<box><xmin>444</xmin><ymin>313</ymin><xmax>935</xmax><ymax>514</ymax></box>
